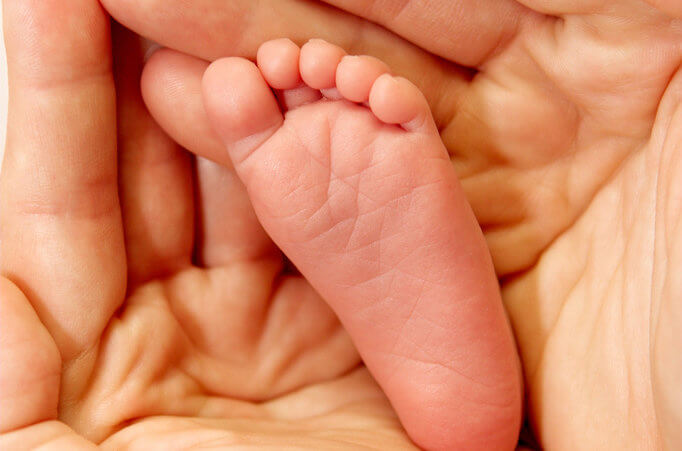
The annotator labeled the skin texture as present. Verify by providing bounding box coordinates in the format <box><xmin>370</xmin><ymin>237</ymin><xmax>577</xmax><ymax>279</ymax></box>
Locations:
<box><xmin>0</xmin><ymin>0</ymin><xmax>681</xmax><ymax>450</ymax></box>
<box><xmin>109</xmin><ymin>1</ymin><xmax>682</xmax><ymax>448</ymax></box>
<box><xmin>1</xmin><ymin>2</ymin><xmax>514</xmax><ymax>451</ymax></box>
<box><xmin>1</xmin><ymin>2</ymin><xmax>401</xmax><ymax>450</ymax></box>
<box><xmin>100</xmin><ymin>0</ymin><xmax>682</xmax><ymax>448</ymax></box>
<box><xmin>198</xmin><ymin>39</ymin><xmax>522</xmax><ymax>449</ymax></box>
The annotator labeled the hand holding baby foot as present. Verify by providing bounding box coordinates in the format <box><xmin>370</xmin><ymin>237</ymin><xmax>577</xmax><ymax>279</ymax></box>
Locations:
<box><xmin>104</xmin><ymin>0</ymin><xmax>682</xmax><ymax>449</ymax></box>
<box><xmin>0</xmin><ymin>3</ymin><xmax>518</xmax><ymax>451</ymax></box>
<box><xmin>4</xmin><ymin>0</ymin><xmax>682</xmax><ymax>449</ymax></box>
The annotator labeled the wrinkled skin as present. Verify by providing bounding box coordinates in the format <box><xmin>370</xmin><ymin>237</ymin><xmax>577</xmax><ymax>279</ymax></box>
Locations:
<box><xmin>1</xmin><ymin>0</ymin><xmax>681</xmax><ymax>450</ymax></box>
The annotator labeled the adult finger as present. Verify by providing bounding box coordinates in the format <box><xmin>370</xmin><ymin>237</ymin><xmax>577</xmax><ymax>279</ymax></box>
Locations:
<box><xmin>100</xmin><ymin>0</ymin><xmax>467</xmax><ymax>125</ymax></box>
<box><xmin>100</xmin><ymin>0</ymin><xmax>539</xmax><ymax>66</ymax></box>
<box><xmin>141</xmin><ymin>50</ymin><xmax>276</xmax><ymax>266</ymax></box>
<box><xmin>0</xmin><ymin>278</ymin><xmax>96</xmax><ymax>449</ymax></box>
<box><xmin>0</xmin><ymin>277</ymin><xmax>60</xmax><ymax>433</ymax></box>
<box><xmin>113</xmin><ymin>26</ymin><xmax>194</xmax><ymax>286</ymax></box>
<box><xmin>0</xmin><ymin>0</ymin><xmax>126</xmax><ymax>360</ymax></box>
<box><xmin>321</xmin><ymin>0</ymin><xmax>541</xmax><ymax>65</ymax></box>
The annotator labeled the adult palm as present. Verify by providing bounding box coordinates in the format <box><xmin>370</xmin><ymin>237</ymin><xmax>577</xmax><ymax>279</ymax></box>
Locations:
<box><xmin>97</xmin><ymin>0</ymin><xmax>682</xmax><ymax>449</ymax></box>
<box><xmin>1</xmin><ymin>1</ymin><xmax>420</xmax><ymax>450</ymax></box>
<box><xmin>1</xmin><ymin>1</ymin><xmax>680</xmax><ymax>451</ymax></box>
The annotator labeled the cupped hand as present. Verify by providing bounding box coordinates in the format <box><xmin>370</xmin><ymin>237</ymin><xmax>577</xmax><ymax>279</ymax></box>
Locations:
<box><xmin>1</xmin><ymin>1</ymin><xmax>429</xmax><ymax>450</ymax></box>
<box><xmin>98</xmin><ymin>0</ymin><xmax>682</xmax><ymax>449</ymax></box>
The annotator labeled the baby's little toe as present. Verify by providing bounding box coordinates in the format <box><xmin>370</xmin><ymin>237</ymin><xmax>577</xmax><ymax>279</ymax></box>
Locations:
<box><xmin>369</xmin><ymin>74</ymin><xmax>434</xmax><ymax>132</ymax></box>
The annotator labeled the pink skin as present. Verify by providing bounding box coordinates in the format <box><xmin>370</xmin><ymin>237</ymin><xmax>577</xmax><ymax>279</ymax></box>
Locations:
<box><xmin>197</xmin><ymin>38</ymin><xmax>522</xmax><ymax>450</ymax></box>
<box><xmin>336</xmin><ymin>55</ymin><xmax>390</xmax><ymax>103</ymax></box>
<box><xmin>299</xmin><ymin>39</ymin><xmax>346</xmax><ymax>89</ymax></box>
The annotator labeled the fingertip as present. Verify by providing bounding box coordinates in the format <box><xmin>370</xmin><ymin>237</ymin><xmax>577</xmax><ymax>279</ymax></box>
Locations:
<box><xmin>139</xmin><ymin>48</ymin><xmax>231</xmax><ymax>166</ymax></box>
<box><xmin>140</xmin><ymin>47</ymin><xmax>178</xmax><ymax>91</ymax></box>
<box><xmin>4</xmin><ymin>0</ymin><xmax>111</xmax><ymax>85</ymax></box>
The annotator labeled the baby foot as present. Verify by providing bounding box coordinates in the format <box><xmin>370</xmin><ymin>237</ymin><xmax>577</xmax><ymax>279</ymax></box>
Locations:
<box><xmin>200</xmin><ymin>39</ymin><xmax>522</xmax><ymax>450</ymax></box>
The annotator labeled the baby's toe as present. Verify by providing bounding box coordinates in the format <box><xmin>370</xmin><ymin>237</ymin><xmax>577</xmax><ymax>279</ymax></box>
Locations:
<box><xmin>336</xmin><ymin>55</ymin><xmax>390</xmax><ymax>103</ymax></box>
<box><xmin>299</xmin><ymin>39</ymin><xmax>346</xmax><ymax>89</ymax></box>
<box><xmin>202</xmin><ymin>58</ymin><xmax>283</xmax><ymax>165</ymax></box>
<box><xmin>257</xmin><ymin>38</ymin><xmax>302</xmax><ymax>90</ymax></box>
<box><xmin>369</xmin><ymin>74</ymin><xmax>434</xmax><ymax>132</ymax></box>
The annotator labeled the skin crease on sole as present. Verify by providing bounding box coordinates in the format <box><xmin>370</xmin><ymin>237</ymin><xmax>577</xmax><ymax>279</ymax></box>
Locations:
<box><xmin>198</xmin><ymin>38</ymin><xmax>523</xmax><ymax>450</ymax></box>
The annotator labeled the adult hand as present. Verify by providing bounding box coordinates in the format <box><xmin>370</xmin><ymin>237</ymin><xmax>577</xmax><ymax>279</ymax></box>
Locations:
<box><xmin>98</xmin><ymin>0</ymin><xmax>682</xmax><ymax>449</ymax></box>
<box><xmin>1</xmin><ymin>1</ymin><xmax>518</xmax><ymax>450</ymax></box>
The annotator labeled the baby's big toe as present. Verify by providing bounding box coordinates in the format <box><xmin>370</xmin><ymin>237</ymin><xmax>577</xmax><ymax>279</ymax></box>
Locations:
<box><xmin>202</xmin><ymin>58</ymin><xmax>284</xmax><ymax>166</ymax></box>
